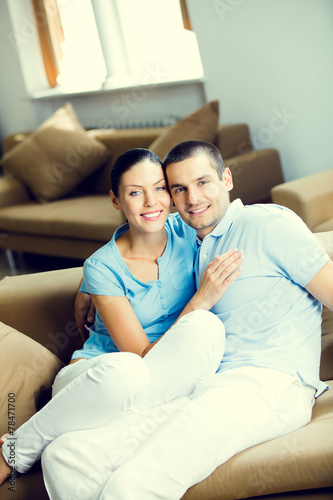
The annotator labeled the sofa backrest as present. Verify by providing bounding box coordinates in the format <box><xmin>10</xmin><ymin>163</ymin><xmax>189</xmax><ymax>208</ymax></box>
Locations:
<box><xmin>78</xmin><ymin>128</ymin><xmax>164</xmax><ymax>195</ymax></box>
<box><xmin>2</xmin><ymin>124</ymin><xmax>255</xmax><ymax>198</ymax></box>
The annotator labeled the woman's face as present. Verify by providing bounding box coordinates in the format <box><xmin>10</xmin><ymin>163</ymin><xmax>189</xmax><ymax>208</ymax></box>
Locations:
<box><xmin>111</xmin><ymin>160</ymin><xmax>171</xmax><ymax>234</ymax></box>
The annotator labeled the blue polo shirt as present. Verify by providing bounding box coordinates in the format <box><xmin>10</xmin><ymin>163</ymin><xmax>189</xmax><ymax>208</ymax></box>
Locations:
<box><xmin>71</xmin><ymin>213</ymin><xmax>197</xmax><ymax>360</ymax></box>
<box><xmin>195</xmin><ymin>199</ymin><xmax>330</xmax><ymax>396</ymax></box>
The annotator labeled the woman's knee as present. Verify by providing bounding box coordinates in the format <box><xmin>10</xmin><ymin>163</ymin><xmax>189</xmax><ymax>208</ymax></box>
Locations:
<box><xmin>179</xmin><ymin>310</ymin><xmax>225</xmax><ymax>350</ymax></box>
<box><xmin>88</xmin><ymin>352</ymin><xmax>150</xmax><ymax>398</ymax></box>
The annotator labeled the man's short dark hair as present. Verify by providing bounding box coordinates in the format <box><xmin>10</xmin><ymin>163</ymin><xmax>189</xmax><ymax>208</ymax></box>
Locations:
<box><xmin>163</xmin><ymin>140</ymin><xmax>225</xmax><ymax>180</ymax></box>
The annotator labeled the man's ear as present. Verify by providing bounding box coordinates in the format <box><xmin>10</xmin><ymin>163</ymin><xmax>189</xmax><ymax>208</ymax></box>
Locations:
<box><xmin>222</xmin><ymin>168</ymin><xmax>233</xmax><ymax>192</ymax></box>
<box><xmin>110</xmin><ymin>190</ymin><xmax>122</xmax><ymax>210</ymax></box>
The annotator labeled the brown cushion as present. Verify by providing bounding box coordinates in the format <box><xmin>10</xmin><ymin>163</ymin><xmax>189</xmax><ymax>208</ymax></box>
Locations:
<box><xmin>149</xmin><ymin>101</ymin><xmax>219</xmax><ymax>160</ymax></box>
<box><xmin>0</xmin><ymin>104</ymin><xmax>110</xmax><ymax>202</ymax></box>
<box><xmin>0</xmin><ymin>322</ymin><xmax>64</xmax><ymax>437</ymax></box>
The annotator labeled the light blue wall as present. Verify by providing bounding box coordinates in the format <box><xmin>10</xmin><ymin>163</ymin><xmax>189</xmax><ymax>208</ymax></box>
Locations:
<box><xmin>0</xmin><ymin>1</ymin><xmax>37</xmax><ymax>143</ymax></box>
<box><xmin>188</xmin><ymin>0</ymin><xmax>333</xmax><ymax>181</ymax></box>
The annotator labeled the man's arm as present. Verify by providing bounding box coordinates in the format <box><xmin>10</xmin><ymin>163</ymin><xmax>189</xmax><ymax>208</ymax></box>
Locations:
<box><xmin>74</xmin><ymin>278</ymin><xmax>96</xmax><ymax>343</ymax></box>
<box><xmin>305</xmin><ymin>260</ymin><xmax>333</xmax><ymax>311</ymax></box>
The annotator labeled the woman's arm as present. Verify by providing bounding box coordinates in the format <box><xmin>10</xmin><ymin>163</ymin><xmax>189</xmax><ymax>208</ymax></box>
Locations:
<box><xmin>90</xmin><ymin>294</ymin><xmax>151</xmax><ymax>356</ymax></box>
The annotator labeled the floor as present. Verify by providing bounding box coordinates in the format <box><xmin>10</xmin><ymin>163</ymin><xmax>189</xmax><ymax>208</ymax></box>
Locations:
<box><xmin>0</xmin><ymin>249</ymin><xmax>84</xmax><ymax>281</ymax></box>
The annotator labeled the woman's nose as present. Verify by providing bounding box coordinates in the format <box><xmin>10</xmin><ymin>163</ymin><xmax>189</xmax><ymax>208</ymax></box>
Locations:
<box><xmin>144</xmin><ymin>192</ymin><xmax>156</xmax><ymax>207</ymax></box>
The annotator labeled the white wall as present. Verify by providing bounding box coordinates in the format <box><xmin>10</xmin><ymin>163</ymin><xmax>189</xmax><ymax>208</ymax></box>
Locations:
<box><xmin>188</xmin><ymin>0</ymin><xmax>333</xmax><ymax>181</ymax></box>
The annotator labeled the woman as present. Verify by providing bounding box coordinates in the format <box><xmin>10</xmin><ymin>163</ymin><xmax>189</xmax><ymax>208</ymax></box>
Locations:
<box><xmin>0</xmin><ymin>149</ymin><xmax>243</xmax><ymax>485</ymax></box>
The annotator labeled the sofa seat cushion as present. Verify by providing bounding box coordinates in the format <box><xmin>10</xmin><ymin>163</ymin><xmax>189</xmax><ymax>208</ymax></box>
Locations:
<box><xmin>184</xmin><ymin>385</ymin><xmax>333</xmax><ymax>500</ymax></box>
<box><xmin>0</xmin><ymin>195</ymin><xmax>125</xmax><ymax>242</ymax></box>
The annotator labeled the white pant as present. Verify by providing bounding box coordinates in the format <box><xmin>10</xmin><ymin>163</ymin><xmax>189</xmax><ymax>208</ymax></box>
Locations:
<box><xmin>2</xmin><ymin>310</ymin><xmax>225</xmax><ymax>474</ymax></box>
<box><xmin>42</xmin><ymin>366</ymin><xmax>315</xmax><ymax>500</ymax></box>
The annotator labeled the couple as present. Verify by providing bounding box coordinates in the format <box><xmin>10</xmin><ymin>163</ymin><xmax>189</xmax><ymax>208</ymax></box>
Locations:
<box><xmin>1</xmin><ymin>140</ymin><xmax>333</xmax><ymax>499</ymax></box>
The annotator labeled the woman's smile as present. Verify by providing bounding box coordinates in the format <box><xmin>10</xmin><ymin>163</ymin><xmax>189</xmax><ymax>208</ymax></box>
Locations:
<box><xmin>140</xmin><ymin>210</ymin><xmax>163</xmax><ymax>221</ymax></box>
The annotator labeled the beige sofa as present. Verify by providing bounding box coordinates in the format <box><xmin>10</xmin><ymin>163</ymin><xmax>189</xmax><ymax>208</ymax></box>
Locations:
<box><xmin>0</xmin><ymin>101</ymin><xmax>283</xmax><ymax>263</ymax></box>
<box><xmin>0</xmin><ymin>232</ymin><xmax>332</xmax><ymax>500</ymax></box>
<box><xmin>271</xmin><ymin>169</ymin><xmax>333</xmax><ymax>233</ymax></box>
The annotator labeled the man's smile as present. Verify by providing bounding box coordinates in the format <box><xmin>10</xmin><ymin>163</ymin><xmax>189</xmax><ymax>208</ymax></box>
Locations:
<box><xmin>187</xmin><ymin>205</ymin><xmax>210</xmax><ymax>215</ymax></box>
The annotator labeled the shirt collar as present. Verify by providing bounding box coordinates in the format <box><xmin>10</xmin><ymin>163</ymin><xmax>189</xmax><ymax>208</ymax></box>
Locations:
<box><xmin>196</xmin><ymin>198</ymin><xmax>244</xmax><ymax>244</ymax></box>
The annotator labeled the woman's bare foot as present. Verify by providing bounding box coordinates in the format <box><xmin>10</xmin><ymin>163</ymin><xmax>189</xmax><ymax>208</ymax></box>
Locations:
<box><xmin>0</xmin><ymin>435</ymin><xmax>11</xmax><ymax>486</ymax></box>
<box><xmin>0</xmin><ymin>435</ymin><xmax>9</xmax><ymax>446</ymax></box>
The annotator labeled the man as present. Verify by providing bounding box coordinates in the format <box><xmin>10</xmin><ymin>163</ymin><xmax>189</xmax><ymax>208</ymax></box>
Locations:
<box><xmin>43</xmin><ymin>141</ymin><xmax>333</xmax><ymax>499</ymax></box>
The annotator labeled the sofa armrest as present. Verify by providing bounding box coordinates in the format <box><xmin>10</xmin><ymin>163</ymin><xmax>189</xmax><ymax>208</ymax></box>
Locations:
<box><xmin>215</xmin><ymin>124</ymin><xmax>253</xmax><ymax>160</ymax></box>
<box><xmin>0</xmin><ymin>267</ymin><xmax>84</xmax><ymax>364</ymax></box>
<box><xmin>0</xmin><ymin>175</ymin><xmax>31</xmax><ymax>208</ymax></box>
<box><xmin>271</xmin><ymin>169</ymin><xmax>333</xmax><ymax>232</ymax></box>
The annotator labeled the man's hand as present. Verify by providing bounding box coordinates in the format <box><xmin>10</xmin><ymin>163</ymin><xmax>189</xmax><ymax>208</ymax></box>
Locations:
<box><xmin>74</xmin><ymin>280</ymin><xmax>96</xmax><ymax>343</ymax></box>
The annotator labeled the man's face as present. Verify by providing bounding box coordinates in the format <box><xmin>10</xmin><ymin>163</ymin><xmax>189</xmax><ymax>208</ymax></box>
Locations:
<box><xmin>166</xmin><ymin>154</ymin><xmax>233</xmax><ymax>239</ymax></box>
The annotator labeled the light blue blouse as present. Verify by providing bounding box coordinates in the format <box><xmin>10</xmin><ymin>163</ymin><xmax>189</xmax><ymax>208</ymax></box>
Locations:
<box><xmin>71</xmin><ymin>213</ymin><xmax>197</xmax><ymax>360</ymax></box>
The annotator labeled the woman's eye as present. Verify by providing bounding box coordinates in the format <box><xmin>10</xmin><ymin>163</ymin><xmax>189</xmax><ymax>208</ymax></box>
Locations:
<box><xmin>156</xmin><ymin>186</ymin><xmax>166</xmax><ymax>191</ymax></box>
<box><xmin>130</xmin><ymin>190</ymin><xmax>141</xmax><ymax>196</ymax></box>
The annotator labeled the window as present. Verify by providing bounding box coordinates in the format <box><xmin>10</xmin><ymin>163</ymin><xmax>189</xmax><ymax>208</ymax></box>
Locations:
<box><xmin>7</xmin><ymin>0</ymin><xmax>203</xmax><ymax>96</ymax></box>
<box><xmin>111</xmin><ymin>0</ymin><xmax>203</xmax><ymax>85</ymax></box>
<box><xmin>56</xmin><ymin>0</ymin><xmax>107</xmax><ymax>91</ymax></box>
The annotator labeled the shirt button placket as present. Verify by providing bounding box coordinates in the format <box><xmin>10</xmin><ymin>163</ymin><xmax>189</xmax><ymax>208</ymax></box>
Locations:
<box><xmin>198</xmin><ymin>242</ymin><xmax>209</xmax><ymax>276</ymax></box>
<box><xmin>158</xmin><ymin>280</ymin><xmax>168</xmax><ymax>314</ymax></box>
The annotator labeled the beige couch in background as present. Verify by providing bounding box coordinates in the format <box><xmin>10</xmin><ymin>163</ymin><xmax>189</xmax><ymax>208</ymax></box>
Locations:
<box><xmin>0</xmin><ymin>232</ymin><xmax>332</xmax><ymax>500</ymax></box>
<box><xmin>0</xmin><ymin>101</ymin><xmax>283</xmax><ymax>262</ymax></box>
<box><xmin>271</xmin><ymin>168</ymin><xmax>333</xmax><ymax>232</ymax></box>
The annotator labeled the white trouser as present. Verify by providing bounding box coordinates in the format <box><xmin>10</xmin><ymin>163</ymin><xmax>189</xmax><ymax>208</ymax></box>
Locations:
<box><xmin>2</xmin><ymin>310</ymin><xmax>225</xmax><ymax>474</ymax></box>
<box><xmin>42</xmin><ymin>366</ymin><xmax>315</xmax><ymax>500</ymax></box>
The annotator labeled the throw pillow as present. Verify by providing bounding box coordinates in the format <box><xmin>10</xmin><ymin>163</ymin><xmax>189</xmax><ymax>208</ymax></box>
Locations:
<box><xmin>149</xmin><ymin>100</ymin><xmax>219</xmax><ymax>160</ymax></box>
<box><xmin>0</xmin><ymin>322</ymin><xmax>64</xmax><ymax>437</ymax></box>
<box><xmin>0</xmin><ymin>103</ymin><xmax>110</xmax><ymax>202</ymax></box>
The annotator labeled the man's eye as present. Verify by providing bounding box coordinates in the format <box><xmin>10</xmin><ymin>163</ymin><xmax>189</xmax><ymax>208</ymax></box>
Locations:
<box><xmin>198</xmin><ymin>180</ymin><xmax>208</xmax><ymax>186</ymax></box>
<box><xmin>174</xmin><ymin>187</ymin><xmax>185</xmax><ymax>194</ymax></box>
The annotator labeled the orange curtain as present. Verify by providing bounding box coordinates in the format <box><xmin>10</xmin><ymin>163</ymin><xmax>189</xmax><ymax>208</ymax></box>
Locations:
<box><xmin>31</xmin><ymin>0</ymin><xmax>64</xmax><ymax>88</ymax></box>
<box><xmin>179</xmin><ymin>0</ymin><xmax>192</xmax><ymax>31</ymax></box>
